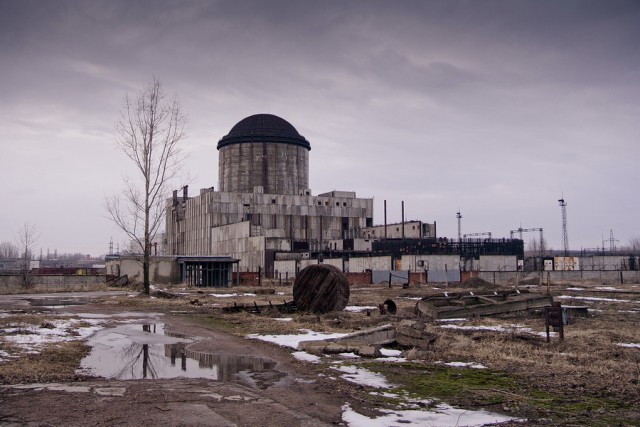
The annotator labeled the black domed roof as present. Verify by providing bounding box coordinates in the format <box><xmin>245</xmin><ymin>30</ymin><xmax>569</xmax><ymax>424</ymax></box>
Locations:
<box><xmin>217</xmin><ymin>114</ymin><xmax>311</xmax><ymax>150</ymax></box>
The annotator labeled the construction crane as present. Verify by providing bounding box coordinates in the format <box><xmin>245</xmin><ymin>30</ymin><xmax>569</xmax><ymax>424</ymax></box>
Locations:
<box><xmin>510</xmin><ymin>227</ymin><xmax>544</xmax><ymax>257</ymax></box>
<box><xmin>558</xmin><ymin>198</ymin><xmax>569</xmax><ymax>257</ymax></box>
<box><xmin>463</xmin><ymin>232</ymin><xmax>492</xmax><ymax>239</ymax></box>
<box><xmin>456</xmin><ymin>211</ymin><xmax>462</xmax><ymax>241</ymax></box>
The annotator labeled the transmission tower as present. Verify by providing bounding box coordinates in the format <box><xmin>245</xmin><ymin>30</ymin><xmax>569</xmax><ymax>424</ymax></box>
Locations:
<box><xmin>456</xmin><ymin>211</ymin><xmax>462</xmax><ymax>241</ymax></box>
<box><xmin>606</xmin><ymin>229</ymin><xmax>619</xmax><ymax>251</ymax></box>
<box><xmin>558</xmin><ymin>198</ymin><xmax>569</xmax><ymax>256</ymax></box>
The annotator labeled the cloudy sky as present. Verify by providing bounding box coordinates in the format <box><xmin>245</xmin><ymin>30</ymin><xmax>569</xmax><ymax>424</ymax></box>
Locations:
<box><xmin>1</xmin><ymin>0</ymin><xmax>638</xmax><ymax>256</ymax></box>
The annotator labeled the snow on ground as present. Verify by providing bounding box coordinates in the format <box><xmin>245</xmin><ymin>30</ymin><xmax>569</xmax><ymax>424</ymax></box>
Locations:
<box><xmin>338</xmin><ymin>352</ymin><xmax>361</xmax><ymax>359</ymax></box>
<box><xmin>246</xmin><ymin>329</ymin><xmax>349</xmax><ymax>349</ymax></box>
<box><xmin>1</xmin><ymin>318</ymin><xmax>103</xmax><ymax>355</ymax></box>
<box><xmin>558</xmin><ymin>295</ymin><xmax>634</xmax><ymax>303</ymax></box>
<box><xmin>617</xmin><ymin>343</ymin><xmax>640</xmax><ymax>349</ymax></box>
<box><xmin>376</xmin><ymin>356</ymin><xmax>408</xmax><ymax>362</ymax></box>
<box><xmin>436</xmin><ymin>318</ymin><xmax>467</xmax><ymax>323</ymax></box>
<box><xmin>566</xmin><ymin>287</ymin><xmax>584</xmax><ymax>291</ymax></box>
<box><xmin>210</xmin><ymin>293</ymin><xmax>257</xmax><ymax>298</ymax></box>
<box><xmin>344</xmin><ymin>306</ymin><xmax>378</xmax><ymax>312</ymax></box>
<box><xmin>379</xmin><ymin>348</ymin><xmax>402</xmax><ymax>357</ymax></box>
<box><xmin>247</xmin><ymin>328</ymin><xmax>515</xmax><ymax>425</ymax></box>
<box><xmin>272</xmin><ymin>317</ymin><xmax>293</xmax><ymax>322</ymax></box>
<box><xmin>291</xmin><ymin>351</ymin><xmax>321</xmax><ymax>363</ymax></box>
<box><xmin>595</xmin><ymin>286</ymin><xmax>619</xmax><ymax>291</ymax></box>
<box><xmin>439</xmin><ymin>361</ymin><xmax>487</xmax><ymax>369</ymax></box>
<box><xmin>439</xmin><ymin>323</ymin><xmax>555</xmax><ymax>338</ymax></box>
<box><xmin>332</xmin><ymin>364</ymin><xmax>392</xmax><ymax>388</ymax></box>
<box><xmin>342</xmin><ymin>402</ymin><xmax>516</xmax><ymax>427</ymax></box>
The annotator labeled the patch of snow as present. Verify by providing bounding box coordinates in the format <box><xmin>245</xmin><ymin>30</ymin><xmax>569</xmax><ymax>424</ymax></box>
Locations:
<box><xmin>292</xmin><ymin>351</ymin><xmax>321</xmax><ymax>363</ymax></box>
<box><xmin>439</xmin><ymin>324</ymin><xmax>510</xmax><ymax>332</ymax></box>
<box><xmin>209</xmin><ymin>293</ymin><xmax>258</xmax><ymax>298</ymax></box>
<box><xmin>343</xmin><ymin>306</ymin><xmax>377</xmax><ymax>312</ymax></box>
<box><xmin>332</xmin><ymin>365</ymin><xmax>392</xmax><ymax>389</ymax></box>
<box><xmin>566</xmin><ymin>287</ymin><xmax>584</xmax><ymax>291</ymax></box>
<box><xmin>617</xmin><ymin>343</ymin><xmax>640</xmax><ymax>349</ymax></box>
<box><xmin>380</xmin><ymin>348</ymin><xmax>402</xmax><ymax>357</ymax></box>
<box><xmin>595</xmin><ymin>286</ymin><xmax>619</xmax><ymax>290</ymax></box>
<box><xmin>338</xmin><ymin>352</ymin><xmax>361</xmax><ymax>359</ymax></box>
<box><xmin>0</xmin><ymin>349</ymin><xmax>12</xmax><ymax>361</ymax></box>
<box><xmin>558</xmin><ymin>295</ymin><xmax>633</xmax><ymax>303</ymax></box>
<box><xmin>272</xmin><ymin>317</ymin><xmax>293</xmax><ymax>322</ymax></box>
<box><xmin>276</xmin><ymin>292</ymin><xmax>285</xmax><ymax>296</ymax></box>
<box><xmin>440</xmin><ymin>361</ymin><xmax>487</xmax><ymax>369</ymax></box>
<box><xmin>376</xmin><ymin>357</ymin><xmax>407</xmax><ymax>362</ymax></box>
<box><xmin>2</xmin><ymin>319</ymin><xmax>102</xmax><ymax>354</ymax></box>
<box><xmin>246</xmin><ymin>329</ymin><xmax>349</xmax><ymax>349</ymax></box>
<box><xmin>436</xmin><ymin>318</ymin><xmax>467</xmax><ymax>323</ymax></box>
<box><xmin>342</xmin><ymin>402</ymin><xmax>516</xmax><ymax>427</ymax></box>
<box><xmin>439</xmin><ymin>323</ymin><xmax>552</xmax><ymax>338</ymax></box>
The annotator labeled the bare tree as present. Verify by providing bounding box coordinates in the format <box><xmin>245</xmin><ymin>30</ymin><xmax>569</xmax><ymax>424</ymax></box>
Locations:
<box><xmin>106</xmin><ymin>77</ymin><xmax>187</xmax><ymax>294</ymax></box>
<box><xmin>0</xmin><ymin>241</ymin><xmax>19</xmax><ymax>258</ymax></box>
<box><xmin>16</xmin><ymin>222</ymin><xmax>38</xmax><ymax>288</ymax></box>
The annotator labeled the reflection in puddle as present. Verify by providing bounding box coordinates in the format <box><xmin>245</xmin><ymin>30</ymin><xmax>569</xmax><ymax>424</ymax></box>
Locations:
<box><xmin>79</xmin><ymin>323</ymin><xmax>277</xmax><ymax>381</ymax></box>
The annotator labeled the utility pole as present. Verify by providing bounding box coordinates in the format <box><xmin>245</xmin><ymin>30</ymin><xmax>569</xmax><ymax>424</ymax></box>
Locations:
<box><xmin>558</xmin><ymin>198</ymin><xmax>569</xmax><ymax>257</ymax></box>
<box><xmin>456</xmin><ymin>211</ymin><xmax>462</xmax><ymax>241</ymax></box>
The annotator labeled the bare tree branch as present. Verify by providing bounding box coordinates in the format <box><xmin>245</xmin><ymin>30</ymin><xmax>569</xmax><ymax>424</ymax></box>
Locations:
<box><xmin>105</xmin><ymin>77</ymin><xmax>188</xmax><ymax>294</ymax></box>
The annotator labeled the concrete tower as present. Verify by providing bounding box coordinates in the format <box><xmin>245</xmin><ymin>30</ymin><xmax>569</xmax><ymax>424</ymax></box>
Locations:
<box><xmin>217</xmin><ymin>114</ymin><xmax>311</xmax><ymax>195</ymax></box>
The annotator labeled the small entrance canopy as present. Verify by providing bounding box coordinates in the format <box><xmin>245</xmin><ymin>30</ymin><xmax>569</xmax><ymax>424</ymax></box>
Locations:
<box><xmin>177</xmin><ymin>256</ymin><xmax>240</xmax><ymax>288</ymax></box>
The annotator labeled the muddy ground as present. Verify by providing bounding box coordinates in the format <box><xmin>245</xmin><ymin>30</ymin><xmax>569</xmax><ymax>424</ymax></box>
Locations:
<box><xmin>1</xmin><ymin>279</ymin><xmax>640</xmax><ymax>426</ymax></box>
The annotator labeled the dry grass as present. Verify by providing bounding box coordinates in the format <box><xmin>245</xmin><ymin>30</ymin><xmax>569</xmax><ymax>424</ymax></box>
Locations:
<box><xmin>0</xmin><ymin>341</ymin><xmax>90</xmax><ymax>384</ymax></box>
<box><xmin>0</xmin><ymin>283</ymin><xmax>111</xmax><ymax>295</ymax></box>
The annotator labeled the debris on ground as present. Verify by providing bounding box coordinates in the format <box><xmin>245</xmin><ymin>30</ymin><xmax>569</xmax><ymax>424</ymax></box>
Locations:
<box><xmin>293</xmin><ymin>264</ymin><xmax>350</xmax><ymax>314</ymax></box>
<box><xmin>415</xmin><ymin>289</ymin><xmax>552</xmax><ymax>319</ymax></box>
<box><xmin>395</xmin><ymin>320</ymin><xmax>438</xmax><ymax>349</ymax></box>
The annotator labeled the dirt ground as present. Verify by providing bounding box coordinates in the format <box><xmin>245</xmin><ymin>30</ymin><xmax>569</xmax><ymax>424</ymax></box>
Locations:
<box><xmin>1</xmin><ymin>278</ymin><xmax>640</xmax><ymax>426</ymax></box>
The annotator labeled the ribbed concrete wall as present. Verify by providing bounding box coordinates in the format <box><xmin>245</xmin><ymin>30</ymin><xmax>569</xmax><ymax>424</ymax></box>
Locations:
<box><xmin>218</xmin><ymin>142</ymin><xmax>309</xmax><ymax>195</ymax></box>
<box><xmin>166</xmin><ymin>189</ymin><xmax>373</xmax><ymax>264</ymax></box>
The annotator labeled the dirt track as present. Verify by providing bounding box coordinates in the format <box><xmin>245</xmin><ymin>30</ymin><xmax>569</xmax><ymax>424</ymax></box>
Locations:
<box><xmin>0</xmin><ymin>308</ymin><xmax>354</xmax><ymax>426</ymax></box>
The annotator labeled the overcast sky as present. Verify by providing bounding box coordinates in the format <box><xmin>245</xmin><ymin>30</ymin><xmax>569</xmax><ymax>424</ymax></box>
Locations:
<box><xmin>1</xmin><ymin>0</ymin><xmax>638</xmax><ymax>256</ymax></box>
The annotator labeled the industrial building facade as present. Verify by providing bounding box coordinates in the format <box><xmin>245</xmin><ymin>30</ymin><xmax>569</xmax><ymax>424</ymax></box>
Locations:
<box><xmin>165</xmin><ymin>114</ymin><xmax>374</xmax><ymax>275</ymax></box>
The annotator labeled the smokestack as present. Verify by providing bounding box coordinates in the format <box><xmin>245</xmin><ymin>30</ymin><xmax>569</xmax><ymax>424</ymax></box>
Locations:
<box><xmin>401</xmin><ymin>201</ymin><xmax>405</xmax><ymax>239</ymax></box>
<box><xmin>384</xmin><ymin>200</ymin><xmax>388</xmax><ymax>240</ymax></box>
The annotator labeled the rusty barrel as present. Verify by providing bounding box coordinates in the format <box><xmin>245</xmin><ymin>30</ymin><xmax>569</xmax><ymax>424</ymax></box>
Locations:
<box><xmin>293</xmin><ymin>264</ymin><xmax>350</xmax><ymax>314</ymax></box>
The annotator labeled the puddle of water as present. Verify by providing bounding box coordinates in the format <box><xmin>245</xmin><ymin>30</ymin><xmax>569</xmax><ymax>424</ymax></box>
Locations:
<box><xmin>79</xmin><ymin>323</ymin><xmax>277</xmax><ymax>381</ymax></box>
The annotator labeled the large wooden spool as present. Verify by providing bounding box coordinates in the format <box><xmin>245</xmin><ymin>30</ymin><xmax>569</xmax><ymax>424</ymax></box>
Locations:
<box><xmin>293</xmin><ymin>264</ymin><xmax>350</xmax><ymax>314</ymax></box>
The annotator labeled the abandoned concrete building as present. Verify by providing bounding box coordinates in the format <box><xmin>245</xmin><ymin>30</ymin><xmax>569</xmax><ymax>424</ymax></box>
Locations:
<box><xmin>165</xmin><ymin>114</ymin><xmax>375</xmax><ymax>276</ymax></box>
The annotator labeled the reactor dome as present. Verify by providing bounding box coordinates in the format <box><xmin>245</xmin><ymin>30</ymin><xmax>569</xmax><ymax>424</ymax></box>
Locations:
<box><xmin>217</xmin><ymin>114</ymin><xmax>311</xmax><ymax>150</ymax></box>
<box><xmin>217</xmin><ymin>114</ymin><xmax>311</xmax><ymax>195</ymax></box>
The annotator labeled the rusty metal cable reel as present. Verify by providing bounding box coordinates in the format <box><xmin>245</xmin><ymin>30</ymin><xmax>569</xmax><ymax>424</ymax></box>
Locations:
<box><xmin>293</xmin><ymin>264</ymin><xmax>350</xmax><ymax>314</ymax></box>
